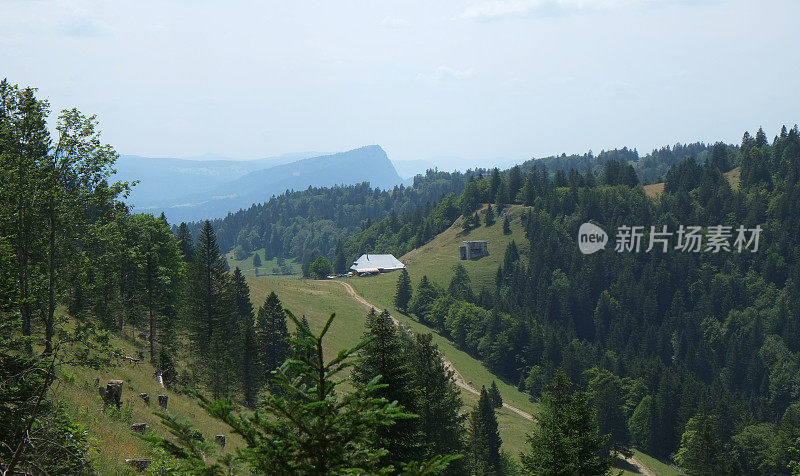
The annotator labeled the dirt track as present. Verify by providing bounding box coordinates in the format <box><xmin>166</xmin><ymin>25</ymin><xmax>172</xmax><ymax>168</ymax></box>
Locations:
<box><xmin>335</xmin><ymin>280</ymin><xmax>659</xmax><ymax>476</ymax></box>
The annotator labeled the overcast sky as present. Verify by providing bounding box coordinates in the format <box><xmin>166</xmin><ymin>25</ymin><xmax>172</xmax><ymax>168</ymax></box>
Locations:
<box><xmin>2</xmin><ymin>0</ymin><xmax>798</xmax><ymax>163</ymax></box>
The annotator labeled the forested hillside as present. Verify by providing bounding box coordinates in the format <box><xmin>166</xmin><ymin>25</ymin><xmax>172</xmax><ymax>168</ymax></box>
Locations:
<box><xmin>194</xmin><ymin>139</ymin><xmax>732</xmax><ymax>274</ymax></box>
<box><xmin>352</xmin><ymin>125</ymin><xmax>800</xmax><ymax>474</ymax></box>
<box><xmin>184</xmin><ymin>170</ymin><xmax>475</xmax><ymax>264</ymax></box>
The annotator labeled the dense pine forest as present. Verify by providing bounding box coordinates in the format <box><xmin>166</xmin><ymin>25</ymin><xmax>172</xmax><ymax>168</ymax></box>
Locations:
<box><xmin>3</xmin><ymin>78</ymin><xmax>800</xmax><ymax>475</ymax></box>
<box><xmin>351</xmin><ymin>127</ymin><xmax>800</xmax><ymax>474</ymax></box>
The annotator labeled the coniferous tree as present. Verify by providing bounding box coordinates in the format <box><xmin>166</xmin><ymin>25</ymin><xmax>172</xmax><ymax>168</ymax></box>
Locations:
<box><xmin>508</xmin><ymin>165</ymin><xmax>523</xmax><ymax>203</ymax></box>
<box><xmin>232</xmin><ymin>268</ymin><xmax>258</xmax><ymax>407</ymax></box>
<box><xmin>462</xmin><ymin>215</ymin><xmax>473</xmax><ymax>233</ymax></box>
<box><xmin>176</xmin><ymin>222</ymin><xmax>195</xmax><ymax>262</ymax></box>
<box><xmin>409</xmin><ymin>275</ymin><xmax>439</xmax><ymax>325</ymax></box>
<box><xmin>755</xmin><ymin>126</ymin><xmax>769</xmax><ymax>147</ymax></box>
<box><xmin>466</xmin><ymin>386</ymin><xmax>502</xmax><ymax>475</ymax></box>
<box><xmin>410</xmin><ymin>333</ymin><xmax>465</xmax><ymax>473</ymax></box>
<box><xmin>488</xmin><ymin>381</ymin><xmax>503</xmax><ymax>408</ymax></box>
<box><xmin>471</xmin><ymin>212</ymin><xmax>481</xmax><ymax>229</ymax></box>
<box><xmin>353</xmin><ymin>308</ymin><xmax>421</xmax><ymax>468</ymax></box>
<box><xmin>488</xmin><ymin>168</ymin><xmax>501</xmax><ymax>202</ymax></box>
<box><xmin>586</xmin><ymin>367</ymin><xmax>629</xmax><ymax>452</ymax></box>
<box><xmin>252</xmin><ymin>251</ymin><xmax>261</xmax><ymax>268</ymax></box>
<box><xmin>333</xmin><ymin>241</ymin><xmax>347</xmax><ymax>275</ymax></box>
<box><xmin>448</xmin><ymin>264</ymin><xmax>473</xmax><ymax>302</ymax></box>
<box><xmin>484</xmin><ymin>204</ymin><xmax>495</xmax><ymax>226</ymax></box>
<box><xmin>394</xmin><ymin>268</ymin><xmax>412</xmax><ymax>313</ymax></box>
<box><xmin>256</xmin><ymin>291</ymin><xmax>290</xmax><ymax>383</ymax></box>
<box><xmin>674</xmin><ymin>414</ymin><xmax>728</xmax><ymax>476</ymax></box>
<box><xmin>521</xmin><ymin>370</ymin><xmax>611</xmax><ymax>476</ymax></box>
<box><xmin>502</xmin><ymin>217</ymin><xmax>511</xmax><ymax>235</ymax></box>
<box><xmin>495</xmin><ymin>179</ymin><xmax>509</xmax><ymax>210</ymax></box>
<box><xmin>135</xmin><ymin>214</ymin><xmax>182</xmax><ymax>363</ymax></box>
<box><xmin>503</xmin><ymin>241</ymin><xmax>519</xmax><ymax>272</ymax></box>
<box><xmin>187</xmin><ymin>220</ymin><xmax>237</xmax><ymax>398</ymax></box>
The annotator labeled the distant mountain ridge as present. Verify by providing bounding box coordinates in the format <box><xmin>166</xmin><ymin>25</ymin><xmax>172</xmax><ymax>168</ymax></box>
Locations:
<box><xmin>116</xmin><ymin>146</ymin><xmax>403</xmax><ymax>223</ymax></box>
<box><xmin>115</xmin><ymin>152</ymin><xmax>322</xmax><ymax>207</ymax></box>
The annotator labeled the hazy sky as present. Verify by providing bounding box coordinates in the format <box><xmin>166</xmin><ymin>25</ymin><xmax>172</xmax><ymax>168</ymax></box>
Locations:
<box><xmin>2</xmin><ymin>0</ymin><xmax>798</xmax><ymax>163</ymax></box>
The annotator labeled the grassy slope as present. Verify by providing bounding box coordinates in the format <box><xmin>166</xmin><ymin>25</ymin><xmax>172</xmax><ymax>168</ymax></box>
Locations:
<box><xmin>634</xmin><ymin>449</ymin><xmax>682</xmax><ymax>476</ymax></box>
<box><xmin>52</xmin><ymin>333</ymin><xmax>241</xmax><ymax>474</ymax></box>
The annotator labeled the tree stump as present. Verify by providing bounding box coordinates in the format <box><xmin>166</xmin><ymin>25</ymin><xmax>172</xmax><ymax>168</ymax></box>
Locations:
<box><xmin>99</xmin><ymin>380</ymin><xmax>123</xmax><ymax>408</ymax></box>
<box><xmin>158</xmin><ymin>394</ymin><xmax>168</xmax><ymax>409</ymax></box>
<box><xmin>215</xmin><ymin>434</ymin><xmax>226</xmax><ymax>448</ymax></box>
<box><xmin>125</xmin><ymin>458</ymin><xmax>150</xmax><ymax>472</ymax></box>
<box><xmin>130</xmin><ymin>423</ymin><xmax>149</xmax><ymax>434</ymax></box>
<box><xmin>139</xmin><ymin>393</ymin><xmax>150</xmax><ymax>406</ymax></box>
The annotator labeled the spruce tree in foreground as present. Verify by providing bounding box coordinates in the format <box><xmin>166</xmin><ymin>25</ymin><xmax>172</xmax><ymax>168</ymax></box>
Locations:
<box><xmin>395</xmin><ymin>268</ymin><xmax>413</xmax><ymax>313</ymax></box>
<box><xmin>466</xmin><ymin>386</ymin><xmax>502</xmax><ymax>475</ymax></box>
<box><xmin>354</xmin><ymin>308</ymin><xmax>420</xmax><ymax>468</ymax></box>
<box><xmin>141</xmin><ymin>312</ymin><xmax>457</xmax><ymax>475</ymax></box>
<box><xmin>521</xmin><ymin>370</ymin><xmax>611</xmax><ymax>476</ymax></box>
<box><xmin>256</xmin><ymin>291</ymin><xmax>290</xmax><ymax>384</ymax></box>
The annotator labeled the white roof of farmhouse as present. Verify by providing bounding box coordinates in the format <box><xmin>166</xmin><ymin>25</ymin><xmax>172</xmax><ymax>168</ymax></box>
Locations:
<box><xmin>351</xmin><ymin>254</ymin><xmax>405</xmax><ymax>272</ymax></box>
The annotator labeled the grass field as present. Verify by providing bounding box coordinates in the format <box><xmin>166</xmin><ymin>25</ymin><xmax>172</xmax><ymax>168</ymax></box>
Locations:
<box><xmin>400</xmin><ymin>204</ymin><xmax>529</xmax><ymax>291</ymax></box>
<box><xmin>725</xmin><ymin>166</ymin><xmax>741</xmax><ymax>190</ymax></box>
<box><xmin>643</xmin><ymin>182</ymin><xmax>665</xmax><ymax>198</ymax></box>
<box><xmin>226</xmin><ymin>248</ymin><xmax>299</xmax><ymax>277</ymax></box>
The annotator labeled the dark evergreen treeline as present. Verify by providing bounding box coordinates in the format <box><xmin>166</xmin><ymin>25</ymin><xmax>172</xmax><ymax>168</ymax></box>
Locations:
<box><xmin>521</xmin><ymin>142</ymin><xmax>718</xmax><ymax>184</ymax></box>
<box><xmin>395</xmin><ymin>125</ymin><xmax>800</xmax><ymax>474</ymax></box>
